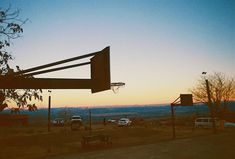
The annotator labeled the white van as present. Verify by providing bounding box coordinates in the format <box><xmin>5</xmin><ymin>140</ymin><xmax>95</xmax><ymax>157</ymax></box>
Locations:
<box><xmin>195</xmin><ymin>117</ymin><xmax>220</xmax><ymax>128</ymax></box>
<box><xmin>70</xmin><ymin>115</ymin><xmax>83</xmax><ymax>130</ymax></box>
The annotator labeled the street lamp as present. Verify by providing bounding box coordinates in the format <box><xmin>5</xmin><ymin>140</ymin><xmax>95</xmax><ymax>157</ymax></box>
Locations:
<box><xmin>202</xmin><ymin>72</ymin><xmax>216</xmax><ymax>133</ymax></box>
<box><xmin>48</xmin><ymin>90</ymin><xmax>52</xmax><ymax>132</ymax></box>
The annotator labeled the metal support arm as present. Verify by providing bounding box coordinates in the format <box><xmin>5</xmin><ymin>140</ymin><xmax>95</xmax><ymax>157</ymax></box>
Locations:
<box><xmin>0</xmin><ymin>77</ymin><xmax>92</xmax><ymax>89</ymax></box>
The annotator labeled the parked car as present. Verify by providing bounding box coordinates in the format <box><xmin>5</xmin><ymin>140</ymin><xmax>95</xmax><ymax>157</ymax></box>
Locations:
<box><xmin>118</xmin><ymin>118</ymin><xmax>132</xmax><ymax>126</ymax></box>
<box><xmin>70</xmin><ymin>115</ymin><xmax>83</xmax><ymax>130</ymax></box>
<box><xmin>194</xmin><ymin>117</ymin><xmax>220</xmax><ymax>128</ymax></box>
<box><xmin>52</xmin><ymin>118</ymin><xmax>64</xmax><ymax>126</ymax></box>
<box><xmin>224</xmin><ymin>122</ymin><xmax>235</xmax><ymax>127</ymax></box>
<box><xmin>107</xmin><ymin>119</ymin><xmax>116</xmax><ymax>124</ymax></box>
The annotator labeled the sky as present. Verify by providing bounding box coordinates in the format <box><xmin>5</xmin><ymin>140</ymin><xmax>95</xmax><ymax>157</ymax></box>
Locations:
<box><xmin>1</xmin><ymin>0</ymin><xmax>235</xmax><ymax>107</ymax></box>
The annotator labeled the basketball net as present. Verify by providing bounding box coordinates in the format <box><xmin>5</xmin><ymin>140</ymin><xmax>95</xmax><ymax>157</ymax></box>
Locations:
<box><xmin>110</xmin><ymin>82</ymin><xmax>125</xmax><ymax>94</ymax></box>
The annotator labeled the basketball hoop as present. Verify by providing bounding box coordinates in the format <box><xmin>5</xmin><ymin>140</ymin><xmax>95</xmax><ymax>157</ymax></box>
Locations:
<box><xmin>110</xmin><ymin>82</ymin><xmax>125</xmax><ymax>94</ymax></box>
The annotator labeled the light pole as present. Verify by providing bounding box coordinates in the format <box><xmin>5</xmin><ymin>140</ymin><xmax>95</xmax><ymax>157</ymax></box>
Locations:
<box><xmin>48</xmin><ymin>90</ymin><xmax>52</xmax><ymax>132</ymax></box>
<box><xmin>170</xmin><ymin>103</ymin><xmax>176</xmax><ymax>139</ymax></box>
<box><xmin>202</xmin><ymin>72</ymin><xmax>216</xmax><ymax>133</ymax></box>
<box><xmin>89</xmin><ymin>108</ymin><xmax>92</xmax><ymax>134</ymax></box>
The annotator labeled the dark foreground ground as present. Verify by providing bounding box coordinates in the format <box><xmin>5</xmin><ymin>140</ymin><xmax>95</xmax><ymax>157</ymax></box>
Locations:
<box><xmin>0</xmin><ymin>117</ymin><xmax>235</xmax><ymax>159</ymax></box>
<box><xmin>49</xmin><ymin>132</ymin><xmax>235</xmax><ymax>159</ymax></box>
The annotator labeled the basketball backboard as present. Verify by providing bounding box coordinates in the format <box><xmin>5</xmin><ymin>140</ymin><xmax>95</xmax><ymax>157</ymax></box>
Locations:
<box><xmin>180</xmin><ymin>94</ymin><xmax>193</xmax><ymax>106</ymax></box>
<box><xmin>91</xmin><ymin>47</ymin><xmax>111</xmax><ymax>93</ymax></box>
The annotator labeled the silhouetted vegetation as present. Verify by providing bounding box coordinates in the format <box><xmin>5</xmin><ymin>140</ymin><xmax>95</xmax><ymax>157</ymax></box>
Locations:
<box><xmin>0</xmin><ymin>6</ymin><xmax>42</xmax><ymax>111</ymax></box>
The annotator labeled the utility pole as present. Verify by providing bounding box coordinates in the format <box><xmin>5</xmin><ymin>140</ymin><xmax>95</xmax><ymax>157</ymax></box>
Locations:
<box><xmin>48</xmin><ymin>90</ymin><xmax>51</xmax><ymax>132</ymax></box>
<box><xmin>89</xmin><ymin>109</ymin><xmax>92</xmax><ymax>134</ymax></box>
<box><xmin>171</xmin><ymin>103</ymin><xmax>176</xmax><ymax>139</ymax></box>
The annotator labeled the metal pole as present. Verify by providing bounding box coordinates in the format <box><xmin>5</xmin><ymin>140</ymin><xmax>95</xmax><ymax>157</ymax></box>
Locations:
<box><xmin>89</xmin><ymin>109</ymin><xmax>92</xmax><ymax>134</ymax></box>
<box><xmin>48</xmin><ymin>91</ymin><xmax>51</xmax><ymax>132</ymax></box>
<box><xmin>22</xmin><ymin>62</ymin><xmax>90</xmax><ymax>77</ymax></box>
<box><xmin>205</xmin><ymin>79</ymin><xmax>216</xmax><ymax>133</ymax></box>
<box><xmin>14</xmin><ymin>52</ymin><xmax>98</xmax><ymax>75</ymax></box>
<box><xmin>171</xmin><ymin>104</ymin><xmax>176</xmax><ymax>139</ymax></box>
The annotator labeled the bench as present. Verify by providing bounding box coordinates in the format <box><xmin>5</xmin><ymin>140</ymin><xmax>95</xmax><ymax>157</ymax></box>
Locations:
<box><xmin>81</xmin><ymin>134</ymin><xmax>112</xmax><ymax>148</ymax></box>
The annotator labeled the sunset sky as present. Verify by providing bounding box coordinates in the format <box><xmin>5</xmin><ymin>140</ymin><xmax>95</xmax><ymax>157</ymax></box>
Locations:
<box><xmin>2</xmin><ymin>0</ymin><xmax>235</xmax><ymax>107</ymax></box>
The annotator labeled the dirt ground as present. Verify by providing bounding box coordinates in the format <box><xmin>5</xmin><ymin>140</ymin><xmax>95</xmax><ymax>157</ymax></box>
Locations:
<box><xmin>49</xmin><ymin>132</ymin><xmax>235</xmax><ymax>159</ymax></box>
<box><xmin>0</xmin><ymin>118</ymin><xmax>235</xmax><ymax>159</ymax></box>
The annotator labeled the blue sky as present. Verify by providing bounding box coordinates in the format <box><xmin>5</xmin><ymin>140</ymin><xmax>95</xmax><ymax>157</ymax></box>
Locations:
<box><xmin>1</xmin><ymin>0</ymin><xmax>235</xmax><ymax>107</ymax></box>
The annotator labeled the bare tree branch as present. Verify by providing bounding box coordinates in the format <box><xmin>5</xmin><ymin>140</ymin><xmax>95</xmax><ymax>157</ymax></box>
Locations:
<box><xmin>190</xmin><ymin>72</ymin><xmax>235</xmax><ymax>118</ymax></box>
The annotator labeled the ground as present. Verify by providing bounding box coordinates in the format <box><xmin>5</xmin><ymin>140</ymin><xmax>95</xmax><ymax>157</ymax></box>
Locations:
<box><xmin>0</xmin><ymin>117</ymin><xmax>235</xmax><ymax>159</ymax></box>
<box><xmin>49</xmin><ymin>132</ymin><xmax>235</xmax><ymax>159</ymax></box>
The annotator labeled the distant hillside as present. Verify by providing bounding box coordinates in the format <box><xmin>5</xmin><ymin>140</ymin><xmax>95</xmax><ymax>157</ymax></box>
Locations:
<box><xmin>1</xmin><ymin>102</ymin><xmax>235</xmax><ymax>124</ymax></box>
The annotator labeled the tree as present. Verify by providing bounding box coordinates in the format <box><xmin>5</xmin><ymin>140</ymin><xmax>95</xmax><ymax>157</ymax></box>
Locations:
<box><xmin>0</xmin><ymin>6</ymin><xmax>42</xmax><ymax>112</ymax></box>
<box><xmin>191</xmin><ymin>72</ymin><xmax>235</xmax><ymax>118</ymax></box>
